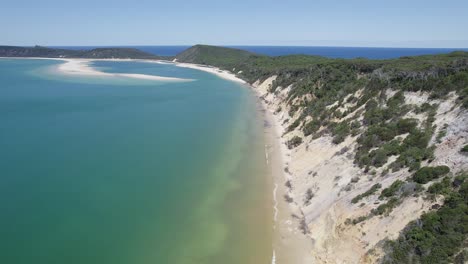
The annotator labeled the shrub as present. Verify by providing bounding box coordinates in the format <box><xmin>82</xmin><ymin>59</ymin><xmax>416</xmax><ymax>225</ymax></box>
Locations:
<box><xmin>286</xmin><ymin>136</ymin><xmax>303</xmax><ymax>149</ymax></box>
<box><xmin>383</xmin><ymin>181</ymin><xmax>468</xmax><ymax>264</ymax></box>
<box><xmin>285</xmin><ymin>180</ymin><xmax>292</xmax><ymax>189</ymax></box>
<box><xmin>372</xmin><ymin>197</ymin><xmax>400</xmax><ymax>216</ymax></box>
<box><xmin>287</xmin><ymin>119</ymin><xmax>301</xmax><ymax>132</ymax></box>
<box><xmin>284</xmin><ymin>194</ymin><xmax>293</xmax><ymax>203</ymax></box>
<box><xmin>413</xmin><ymin>166</ymin><xmax>450</xmax><ymax>184</ymax></box>
<box><xmin>379</xmin><ymin>180</ymin><xmax>404</xmax><ymax>199</ymax></box>
<box><xmin>303</xmin><ymin>119</ymin><xmax>321</xmax><ymax>136</ymax></box>
<box><xmin>331</xmin><ymin>121</ymin><xmax>350</xmax><ymax>144</ymax></box>
<box><xmin>304</xmin><ymin>188</ymin><xmax>314</xmax><ymax>205</ymax></box>
<box><xmin>428</xmin><ymin>177</ymin><xmax>451</xmax><ymax>195</ymax></box>
<box><xmin>352</xmin><ymin>215</ymin><xmax>368</xmax><ymax>225</ymax></box>
<box><xmin>351</xmin><ymin>183</ymin><xmax>382</xmax><ymax>203</ymax></box>
<box><xmin>396</xmin><ymin>118</ymin><xmax>418</xmax><ymax>134</ymax></box>
<box><xmin>461</xmin><ymin>144</ymin><xmax>468</xmax><ymax>153</ymax></box>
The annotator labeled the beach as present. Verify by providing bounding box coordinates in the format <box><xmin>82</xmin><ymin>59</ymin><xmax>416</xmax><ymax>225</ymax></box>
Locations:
<box><xmin>174</xmin><ymin>62</ymin><xmax>247</xmax><ymax>84</ymax></box>
<box><xmin>57</xmin><ymin>59</ymin><xmax>194</xmax><ymax>81</ymax></box>
<box><xmin>9</xmin><ymin>57</ymin><xmax>310</xmax><ymax>263</ymax></box>
<box><xmin>256</xmin><ymin>84</ymin><xmax>315</xmax><ymax>264</ymax></box>
<box><xmin>172</xmin><ymin>59</ymin><xmax>314</xmax><ymax>263</ymax></box>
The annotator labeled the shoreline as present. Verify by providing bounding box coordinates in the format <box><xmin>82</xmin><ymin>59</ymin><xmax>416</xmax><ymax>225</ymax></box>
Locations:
<box><xmin>171</xmin><ymin>59</ymin><xmax>313</xmax><ymax>262</ymax></box>
<box><xmin>1</xmin><ymin>56</ymin><xmax>309</xmax><ymax>263</ymax></box>
<box><xmin>173</xmin><ymin>62</ymin><xmax>247</xmax><ymax>84</ymax></box>
<box><xmin>57</xmin><ymin>59</ymin><xmax>195</xmax><ymax>82</ymax></box>
<box><xmin>256</xmin><ymin>88</ymin><xmax>315</xmax><ymax>264</ymax></box>
<box><xmin>0</xmin><ymin>57</ymin><xmax>194</xmax><ymax>82</ymax></box>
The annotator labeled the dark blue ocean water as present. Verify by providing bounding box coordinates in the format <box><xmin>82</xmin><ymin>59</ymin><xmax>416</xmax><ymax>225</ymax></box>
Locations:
<box><xmin>52</xmin><ymin>45</ymin><xmax>468</xmax><ymax>59</ymax></box>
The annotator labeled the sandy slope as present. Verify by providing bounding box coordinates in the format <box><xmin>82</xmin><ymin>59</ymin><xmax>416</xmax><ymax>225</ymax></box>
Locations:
<box><xmin>252</xmin><ymin>76</ymin><xmax>468</xmax><ymax>264</ymax></box>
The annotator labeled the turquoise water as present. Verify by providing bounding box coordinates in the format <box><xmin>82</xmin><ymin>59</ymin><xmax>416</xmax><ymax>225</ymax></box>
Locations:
<box><xmin>0</xmin><ymin>59</ymin><xmax>272</xmax><ymax>264</ymax></box>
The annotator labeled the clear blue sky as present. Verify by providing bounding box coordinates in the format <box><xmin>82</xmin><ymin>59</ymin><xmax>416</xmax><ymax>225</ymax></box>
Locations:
<box><xmin>2</xmin><ymin>0</ymin><xmax>468</xmax><ymax>47</ymax></box>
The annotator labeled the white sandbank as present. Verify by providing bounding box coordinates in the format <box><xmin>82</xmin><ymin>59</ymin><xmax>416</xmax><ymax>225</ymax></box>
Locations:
<box><xmin>57</xmin><ymin>59</ymin><xmax>194</xmax><ymax>82</ymax></box>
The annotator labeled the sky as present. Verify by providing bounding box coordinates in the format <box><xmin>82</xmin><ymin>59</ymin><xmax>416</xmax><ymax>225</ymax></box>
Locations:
<box><xmin>1</xmin><ymin>0</ymin><xmax>468</xmax><ymax>47</ymax></box>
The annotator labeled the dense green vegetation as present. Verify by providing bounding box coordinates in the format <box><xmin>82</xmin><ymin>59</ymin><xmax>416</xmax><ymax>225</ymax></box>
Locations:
<box><xmin>383</xmin><ymin>175</ymin><xmax>468</xmax><ymax>264</ymax></box>
<box><xmin>176</xmin><ymin>45</ymin><xmax>468</xmax><ymax>175</ymax></box>
<box><xmin>175</xmin><ymin>45</ymin><xmax>257</xmax><ymax>67</ymax></box>
<box><xmin>427</xmin><ymin>177</ymin><xmax>451</xmax><ymax>195</ymax></box>
<box><xmin>412</xmin><ymin>166</ymin><xmax>450</xmax><ymax>184</ymax></box>
<box><xmin>0</xmin><ymin>45</ymin><xmax>162</xmax><ymax>59</ymax></box>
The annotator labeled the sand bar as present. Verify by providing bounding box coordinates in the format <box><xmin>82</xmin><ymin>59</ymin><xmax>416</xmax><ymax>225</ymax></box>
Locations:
<box><xmin>57</xmin><ymin>59</ymin><xmax>194</xmax><ymax>82</ymax></box>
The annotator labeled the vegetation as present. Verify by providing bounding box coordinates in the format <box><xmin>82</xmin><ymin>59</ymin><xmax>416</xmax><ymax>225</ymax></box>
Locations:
<box><xmin>412</xmin><ymin>166</ymin><xmax>450</xmax><ymax>184</ymax></box>
<box><xmin>172</xmin><ymin>46</ymin><xmax>468</xmax><ymax>263</ymax></box>
<box><xmin>284</xmin><ymin>194</ymin><xmax>294</xmax><ymax>203</ymax></box>
<box><xmin>304</xmin><ymin>188</ymin><xmax>314</xmax><ymax>205</ymax></box>
<box><xmin>379</xmin><ymin>180</ymin><xmax>404</xmax><ymax>199</ymax></box>
<box><xmin>174</xmin><ymin>44</ymin><xmax>257</xmax><ymax>69</ymax></box>
<box><xmin>286</xmin><ymin>136</ymin><xmax>303</xmax><ymax>149</ymax></box>
<box><xmin>0</xmin><ymin>45</ymin><xmax>162</xmax><ymax>59</ymax></box>
<box><xmin>461</xmin><ymin>144</ymin><xmax>468</xmax><ymax>153</ymax></box>
<box><xmin>383</xmin><ymin>177</ymin><xmax>468</xmax><ymax>264</ymax></box>
<box><xmin>372</xmin><ymin>197</ymin><xmax>401</xmax><ymax>216</ymax></box>
<box><xmin>427</xmin><ymin>177</ymin><xmax>451</xmax><ymax>195</ymax></box>
<box><xmin>174</xmin><ymin>46</ymin><xmax>468</xmax><ymax>175</ymax></box>
<box><xmin>351</xmin><ymin>183</ymin><xmax>382</xmax><ymax>203</ymax></box>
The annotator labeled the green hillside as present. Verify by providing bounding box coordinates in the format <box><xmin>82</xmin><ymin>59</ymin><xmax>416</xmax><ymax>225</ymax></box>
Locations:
<box><xmin>0</xmin><ymin>45</ymin><xmax>162</xmax><ymax>59</ymax></box>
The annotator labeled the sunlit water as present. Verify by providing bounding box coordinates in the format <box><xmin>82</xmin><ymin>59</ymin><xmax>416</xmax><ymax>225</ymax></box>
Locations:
<box><xmin>0</xmin><ymin>59</ymin><xmax>272</xmax><ymax>264</ymax></box>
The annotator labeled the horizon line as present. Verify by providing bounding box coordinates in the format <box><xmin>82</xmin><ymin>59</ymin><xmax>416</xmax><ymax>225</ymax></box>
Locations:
<box><xmin>5</xmin><ymin>44</ymin><xmax>468</xmax><ymax>50</ymax></box>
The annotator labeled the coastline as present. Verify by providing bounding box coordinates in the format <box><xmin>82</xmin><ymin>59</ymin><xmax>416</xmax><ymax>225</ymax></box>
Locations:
<box><xmin>173</xmin><ymin>62</ymin><xmax>247</xmax><ymax>84</ymax></box>
<box><xmin>255</xmin><ymin>84</ymin><xmax>315</xmax><ymax>264</ymax></box>
<box><xmin>57</xmin><ymin>59</ymin><xmax>195</xmax><ymax>82</ymax></box>
<box><xmin>0</xmin><ymin>57</ymin><xmax>193</xmax><ymax>82</ymax></box>
<box><xmin>180</xmin><ymin>59</ymin><xmax>314</xmax><ymax>263</ymax></box>
<box><xmin>1</xmin><ymin>56</ymin><xmax>310</xmax><ymax>263</ymax></box>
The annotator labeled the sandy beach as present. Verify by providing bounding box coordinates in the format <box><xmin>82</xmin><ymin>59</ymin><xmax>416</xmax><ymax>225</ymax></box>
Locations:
<box><xmin>256</xmin><ymin>87</ymin><xmax>315</xmax><ymax>264</ymax></box>
<box><xmin>174</xmin><ymin>62</ymin><xmax>247</xmax><ymax>84</ymax></box>
<box><xmin>57</xmin><ymin>59</ymin><xmax>194</xmax><ymax>82</ymax></box>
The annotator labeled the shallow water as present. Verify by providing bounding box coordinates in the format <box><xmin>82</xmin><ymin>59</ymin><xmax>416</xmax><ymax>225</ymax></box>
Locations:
<box><xmin>0</xmin><ymin>59</ymin><xmax>272</xmax><ymax>264</ymax></box>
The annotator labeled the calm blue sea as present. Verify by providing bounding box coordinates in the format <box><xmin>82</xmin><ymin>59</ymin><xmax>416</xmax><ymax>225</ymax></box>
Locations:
<box><xmin>52</xmin><ymin>45</ymin><xmax>468</xmax><ymax>59</ymax></box>
<box><xmin>0</xmin><ymin>59</ymin><xmax>272</xmax><ymax>264</ymax></box>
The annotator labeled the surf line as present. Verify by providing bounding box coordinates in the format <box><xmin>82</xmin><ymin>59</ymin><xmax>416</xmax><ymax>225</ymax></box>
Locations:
<box><xmin>273</xmin><ymin>183</ymin><xmax>279</xmax><ymax>223</ymax></box>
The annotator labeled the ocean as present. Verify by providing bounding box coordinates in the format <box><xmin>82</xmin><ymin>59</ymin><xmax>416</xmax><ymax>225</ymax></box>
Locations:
<box><xmin>53</xmin><ymin>45</ymin><xmax>468</xmax><ymax>59</ymax></box>
<box><xmin>0</xmin><ymin>59</ymin><xmax>272</xmax><ymax>264</ymax></box>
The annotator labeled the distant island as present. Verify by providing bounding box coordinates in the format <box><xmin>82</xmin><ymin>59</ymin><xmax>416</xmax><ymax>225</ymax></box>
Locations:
<box><xmin>0</xmin><ymin>45</ymin><xmax>163</xmax><ymax>59</ymax></box>
<box><xmin>2</xmin><ymin>44</ymin><xmax>468</xmax><ymax>263</ymax></box>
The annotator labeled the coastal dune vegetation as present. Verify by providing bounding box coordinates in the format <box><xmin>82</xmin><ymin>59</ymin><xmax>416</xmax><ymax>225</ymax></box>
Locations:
<box><xmin>173</xmin><ymin>45</ymin><xmax>468</xmax><ymax>263</ymax></box>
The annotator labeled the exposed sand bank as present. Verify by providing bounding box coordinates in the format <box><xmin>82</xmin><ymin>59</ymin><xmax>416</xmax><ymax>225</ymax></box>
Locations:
<box><xmin>57</xmin><ymin>59</ymin><xmax>194</xmax><ymax>82</ymax></box>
